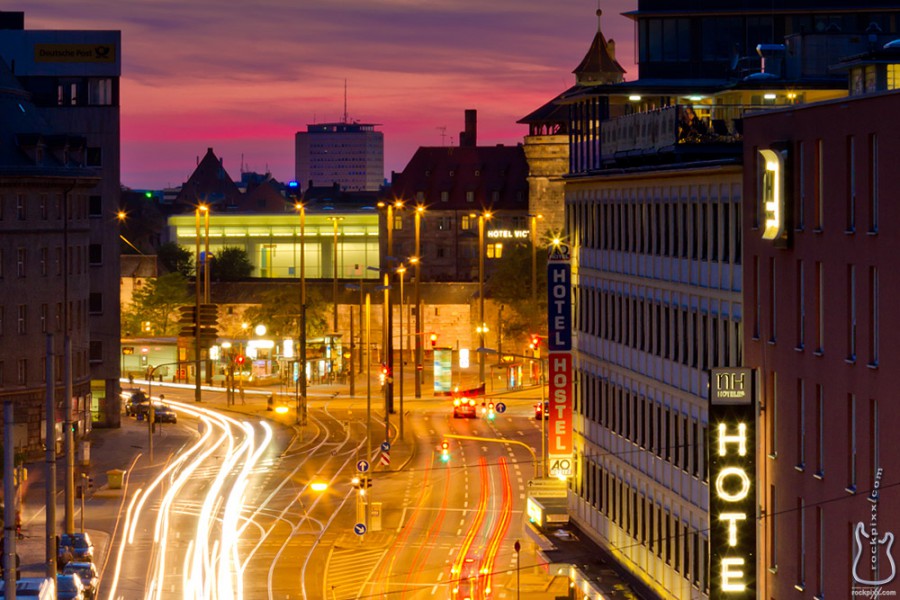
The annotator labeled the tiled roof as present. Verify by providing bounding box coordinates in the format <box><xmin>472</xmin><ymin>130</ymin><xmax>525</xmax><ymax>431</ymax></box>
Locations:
<box><xmin>172</xmin><ymin>148</ymin><xmax>244</xmax><ymax>212</ymax></box>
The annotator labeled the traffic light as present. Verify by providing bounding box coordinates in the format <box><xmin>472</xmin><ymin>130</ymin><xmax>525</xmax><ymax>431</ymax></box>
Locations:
<box><xmin>235</xmin><ymin>355</ymin><xmax>245</xmax><ymax>366</ymax></box>
<box><xmin>430</xmin><ymin>333</ymin><xmax>438</xmax><ymax>348</ymax></box>
<box><xmin>529</xmin><ymin>334</ymin><xmax>541</xmax><ymax>350</ymax></box>
<box><xmin>487</xmin><ymin>402</ymin><xmax>495</xmax><ymax>421</ymax></box>
<box><xmin>351</xmin><ymin>476</ymin><xmax>372</xmax><ymax>492</ymax></box>
<box><xmin>440</xmin><ymin>440</ymin><xmax>450</xmax><ymax>462</ymax></box>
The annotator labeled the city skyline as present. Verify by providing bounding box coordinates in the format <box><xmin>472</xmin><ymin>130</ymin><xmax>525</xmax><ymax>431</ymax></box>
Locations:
<box><xmin>19</xmin><ymin>0</ymin><xmax>637</xmax><ymax>189</ymax></box>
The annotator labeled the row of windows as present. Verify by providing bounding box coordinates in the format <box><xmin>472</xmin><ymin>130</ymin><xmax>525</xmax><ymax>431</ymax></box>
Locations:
<box><xmin>0</xmin><ymin>193</ymin><xmax>98</xmax><ymax>221</ymax></box>
<box><xmin>0</xmin><ymin>347</ymin><xmax>93</xmax><ymax>388</ymax></box>
<box><xmin>570</xmin><ymin>195</ymin><xmax>742</xmax><ymax>265</ymax></box>
<box><xmin>579</xmin><ymin>371</ymin><xmax>709</xmax><ymax>480</ymax></box>
<box><xmin>753</xmin><ymin>135</ymin><xmax>880</xmax><ymax>235</ymax></box>
<box><xmin>752</xmin><ymin>259</ymin><xmax>879</xmax><ymax>366</ymax></box>
<box><xmin>410</xmin><ymin>190</ymin><xmax>526</xmax><ymax>204</ymax></box>
<box><xmin>578</xmin><ymin>458</ymin><xmax>709</xmax><ymax>592</ymax></box>
<box><xmin>0</xmin><ymin>244</ymin><xmax>101</xmax><ymax>278</ymax></box>
<box><xmin>577</xmin><ymin>287</ymin><xmax>743</xmax><ymax>372</ymax></box>
<box><xmin>0</xmin><ymin>299</ymin><xmax>95</xmax><ymax>336</ymax></box>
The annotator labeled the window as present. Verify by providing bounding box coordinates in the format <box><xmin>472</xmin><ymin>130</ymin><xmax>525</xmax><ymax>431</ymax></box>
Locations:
<box><xmin>797</xmin><ymin>379</ymin><xmax>805</xmax><ymax>469</ymax></box>
<box><xmin>769</xmin><ymin>257</ymin><xmax>777</xmax><ymax>342</ymax></box>
<box><xmin>392</xmin><ymin>214</ymin><xmax>402</xmax><ymax>231</ymax></box>
<box><xmin>797</xmin><ymin>498</ymin><xmax>806</xmax><ymax>588</ymax></box>
<box><xmin>796</xmin><ymin>260</ymin><xmax>805</xmax><ymax>349</ymax></box>
<box><xmin>88</xmin><ymin>244</ymin><xmax>102</xmax><ymax>265</ymax></box>
<box><xmin>40</xmin><ymin>247</ymin><xmax>48</xmax><ymax>276</ymax></box>
<box><xmin>814</xmin><ymin>140</ymin><xmax>824</xmax><ymax>230</ymax></box>
<box><xmin>16</xmin><ymin>358</ymin><xmax>26</xmax><ymax>385</ymax></box>
<box><xmin>465</xmin><ymin>191</ymin><xmax>474</xmax><ymax>203</ymax></box>
<box><xmin>16</xmin><ymin>305</ymin><xmax>25</xmax><ymax>334</ymax></box>
<box><xmin>88</xmin><ymin>293</ymin><xmax>102</xmax><ymax>314</ymax></box>
<box><xmin>815</xmin><ymin>384</ymin><xmax>825</xmax><ymax>477</ymax></box>
<box><xmin>40</xmin><ymin>304</ymin><xmax>47</xmax><ymax>333</ymax></box>
<box><xmin>88</xmin><ymin>195</ymin><xmax>102</xmax><ymax>217</ymax></box>
<box><xmin>815</xmin><ymin>262</ymin><xmax>824</xmax><ymax>354</ymax></box>
<box><xmin>848</xmin><ymin>394</ymin><xmax>857</xmax><ymax>491</ymax></box>
<box><xmin>460</xmin><ymin>215</ymin><xmax>472</xmax><ymax>230</ymax></box>
<box><xmin>847</xmin><ymin>136</ymin><xmax>856</xmax><ymax>232</ymax></box>
<box><xmin>769</xmin><ymin>484</ymin><xmax>778</xmax><ymax>569</ymax></box>
<box><xmin>86</xmin><ymin>147</ymin><xmax>102</xmax><ymax>167</ymax></box>
<box><xmin>16</xmin><ymin>248</ymin><xmax>25</xmax><ymax>277</ymax></box>
<box><xmin>89</xmin><ymin>341</ymin><xmax>102</xmax><ymax>363</ymax></box>
<box><xmin>88</xmin><ymin>78</ymin><xmax>112</xmax><ymax>105</ymax></box>
<box><xmin>848</xmin><ymin>264</ymin><xmax>856</xmax><ymax>361</ymax></box>
<box><xmin>440</xmin><ymin>191</ymin><xmax>449</xmax><ymax>203</ymax></box>
<box><xmin>869</xmin><ymin>267</ymin><xmax>879</xmax><ymax>366</ymax></box>
<box><xmin>869</xmin><ymin>133</ymin><xmax>879</xmax><ymax>233</ymax></box>
<box><xmin>486</xmin><ymin>243</ymin><xmax>503</xmax><ymax>258</ymax></box>
<box><xmin>0</xmin><ymin>306</ymin><xmax>3</xmax><ymax>335</ymax></box>
<box><xmin>40</xmin><ymin>194</ymin><xmax>48</xmax><ymax>219</ymax></box>
<box><xmin>16</xmin><ymin>194</ymin><xmax>25</xmax><ymax>220</ymax></box>
<box><xmin>797</xmin><ymin>142</ymin><xmax>806</xmax><ymax>230</ymax></box>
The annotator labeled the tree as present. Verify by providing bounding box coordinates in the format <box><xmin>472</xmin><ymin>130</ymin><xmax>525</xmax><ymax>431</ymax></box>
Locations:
<box><xmin>157</xmin><ymin>242</ymin><xmax>194</xmax><ymax>277</ymax></box>
<box><xmin>122</xmin><ymin>272</ymin><xmax>192</xmax><ymax>336</ymax></box>
<box><xmin>485</xmin><ymin>242</ymin><xmax>547</xmax><ymax>341</ymax></box>
<box><xmin>210</xmin><ymin>246</ymin><xmax>254</xmax><ymax>281</ymax></box>
<box><xmin>240</xmin><ymin>286</ymin><xmax>328</xmax><ymax>339</ymax></box>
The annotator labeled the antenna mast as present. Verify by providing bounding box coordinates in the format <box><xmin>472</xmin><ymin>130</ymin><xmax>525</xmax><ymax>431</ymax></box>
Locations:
<box><xmin>436</xmin><ymin>126</ymin><xmax>447</xmax><ymax>145</ymax></box>
<box><xmin>343</xmin><ymin>79</ymin><xmax>348</xmax><ymax>124</ymax></box>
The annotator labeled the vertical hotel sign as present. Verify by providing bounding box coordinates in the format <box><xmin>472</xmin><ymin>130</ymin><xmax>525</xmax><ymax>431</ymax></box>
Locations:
<box><xmin>709</xmin><ymin>368</ymin><xmax>756</xmax><ymax>600</ymax></box>
<box><xmin>547</xmin><ymin>244</ymin><xmax>573</xmax><ymax>478</ymax></box>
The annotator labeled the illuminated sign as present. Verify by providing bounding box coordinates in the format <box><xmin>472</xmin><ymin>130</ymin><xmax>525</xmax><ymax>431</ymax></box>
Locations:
<box><xmin>433</xmin><ymin>348</ymin><xmax>453</xmax><ymax>395</ymax></box>
<box><xmin>758</xmin><ymin>147</ymin><xmax>790</xmax><ymax>247</ymax></box>
<box><xmin>709</xmin><ymin>368</ymin><xmax>756</xmax><ymax>600</ymax></box>
<box><xmin>487</xmin><ymin>229</ymin><xmax>529</xmax><ymax>239</ymax></box>
<box><xmin>547</xmin><ymin>244</ymin><xmax>572</xmax><ymax>352</ymax></box>
<box><xmin>547</xmin><ymin>243</ymin><xmax>573</xmax><ymax>478</ymax></box>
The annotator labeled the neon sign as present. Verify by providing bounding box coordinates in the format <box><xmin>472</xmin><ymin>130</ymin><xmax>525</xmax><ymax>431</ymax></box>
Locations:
<box><xmin>547</xmin><ymin>243</ymin><xmax>572</xmax><ymax>478</ymax></box>
<box><xmin>709</xmin><ymin>368</ymin><xmax>756</xmax><ymax>599</ymax></box>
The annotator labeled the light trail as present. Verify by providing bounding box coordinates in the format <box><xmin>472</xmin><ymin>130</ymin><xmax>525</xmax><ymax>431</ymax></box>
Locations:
<box><xmin>450</xmin><ymin>458</ymin><xmax>489</xmax><ymax>599</ymax></box>
<box><xmin>479</xmin><ymin>457</ymin><xmax>512</xmax><ymax>597</ymax></box>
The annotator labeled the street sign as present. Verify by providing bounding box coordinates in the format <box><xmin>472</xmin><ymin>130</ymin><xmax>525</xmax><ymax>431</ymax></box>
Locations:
<box><xmin>381</xmin><ymin>440</ymin><xmax>391</xmax><ymax>452</ymax></box>
<box><xmin>353</xmin><ymin>523</ymin><xmax>367</xmax><ymax>536</ymax></box>
<box><xmin>380</xmin><ymin>451</ymin><xmax>390</xmax><ymax>466</ymax></box>
<box><xmin>495</xmin><ymin>402</ymin><xmax>506</xmax><ymax>414</ymax></box>
<box><xmin>356</xmin><ymin>460</ymin><xmax>370</xmax><ymax>473</ymax></box>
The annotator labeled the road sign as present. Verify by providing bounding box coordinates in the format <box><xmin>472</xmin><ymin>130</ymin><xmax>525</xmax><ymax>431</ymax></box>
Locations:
<box><xmin>356</xmin><ymin>460</ymin><xmax>370</xmax><ymax>473</ymax></box>
<box><xmin>381</xmin><ymin>440</ymin><xmax>391</xmax><ymax>452</ymax></box>
<box><xmin>353</xmin><ymin>523</ymin><xmax>367</xmax><ymax>536</ymax></box>
<box><xmin>380</xmin><ymin>451</ymin><xmax>390</xmax><ymax>466</ymax></box>
<box><xmin>495</xmin><ymin>402</ymin><xmax>507</xmax><ymax>414</ymax></box>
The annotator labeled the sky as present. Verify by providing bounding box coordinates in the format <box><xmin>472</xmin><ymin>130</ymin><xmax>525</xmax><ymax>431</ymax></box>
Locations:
<box><xmin>20</xmin><ymin>1</ymin><xmax>637</xmax><ymax>190</ymax></box>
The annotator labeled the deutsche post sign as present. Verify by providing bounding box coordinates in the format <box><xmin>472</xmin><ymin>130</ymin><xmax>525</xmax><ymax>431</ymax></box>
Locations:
<box><xmin>709</xmin><ymin>368</ymin><xmax>756</xmax><ymax>599</ymax></box>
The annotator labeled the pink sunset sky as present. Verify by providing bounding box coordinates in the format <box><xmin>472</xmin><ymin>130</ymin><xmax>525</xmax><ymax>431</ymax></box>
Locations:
<box><xmin>21</xmin><ymin>1</ymin><xmax>637</xmax><ymax>189</ymax></box>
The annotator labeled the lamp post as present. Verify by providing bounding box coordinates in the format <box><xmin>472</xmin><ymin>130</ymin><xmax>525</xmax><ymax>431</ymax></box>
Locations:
<box><xmin>327</xmin><ymin>216</ymin><xmax>344</xmax><ymax>333</ymax></box>
<box><xmin>476</xmin><ymin>211</ymin><xmax>492</xmax><ymax>384</ymax></box>
<box><xmin>295</xmin><ymin>202</ymin><xmax>307</xmax><ymax>426</ymax></box>
<box><xmin>528</xmin><ymin>213</ymin><xmax>544</xmax><ymax>301</ymax></box>
<box><xmin>194</xmin><ymin>204</ymin><xmax>209</xmax><ymax>403</ymax></box>
<box><xmin>413</xmin><ymin>205</ymin><xmax>424</xmax><ymax>398</ymax></box>
<box><xmin>377</xmin><ymin>199</ymin><xmax>403</xmax><ymax>414</ymax></box>
<box><xmin>396</xmin><ymin>263</ymin><xmax>406</xmax><ymax>440</ymax></box>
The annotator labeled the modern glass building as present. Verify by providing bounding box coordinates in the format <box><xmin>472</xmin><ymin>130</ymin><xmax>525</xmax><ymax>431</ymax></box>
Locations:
<box><xmin>168</xmin><ymin>209</ymin><xmax>381</xmax><ymax>280</ymax></box>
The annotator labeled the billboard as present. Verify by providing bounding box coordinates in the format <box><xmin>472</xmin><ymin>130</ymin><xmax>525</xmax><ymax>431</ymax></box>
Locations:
<box><xmin>709</xmin><ymin>368</ymin><xmax>756</xmax><ymax>600</ymax></box>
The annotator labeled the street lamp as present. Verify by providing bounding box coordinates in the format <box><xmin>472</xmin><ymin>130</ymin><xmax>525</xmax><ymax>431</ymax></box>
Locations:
<box><xmin>327</xmin><ymin>216</ymin><xmax>344</xmax><ymax>333</ymax></box>
<box><xmin>396</xmin><ymin>263</ymin><xmax>407</xmax><ymax>440</ymax></box>
<box><xmin>528</xmin><ymin>213</ymin><xmax>544</xmax><ymax>301</ymax></box>
<box><xmin>294</xmin><ymin>201</ymin><xmax>307</xmax><ymax>426</ymax></box>
<box><xmin>376</xmin><ymin>199</ymin><xmax>403</xmax><ymax>415</ymax></box>
<box><xmin>475</xmin><ymin>210</ymin><xmax>492</xmax><ymax>384</ymax></box>
<box><xmin>413</xmin><ymin>205</ymin><xmax>425</xmax><ymax>398</ymax></box>
<box><xmin>194</xmin><ymin>203</ymin><xmax>209</xmax><ymax>403</ymax></box>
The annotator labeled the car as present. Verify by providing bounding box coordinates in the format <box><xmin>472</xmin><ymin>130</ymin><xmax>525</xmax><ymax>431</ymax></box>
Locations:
<box><xmin>123</xmin><ymin>390</ymin><xmax>149</xmax><ymax>417</ymax></box>
<box><xmin>59</xmin><ymin>532</ymin><xmax>94</xmax><ymax>563</ymax></box>
<box><xmin>151</xmin><ymin>403</ymin><xmax>177</xmax><ymax>424</ymax></box>
<box><xmin>452</xmin><ymin>396</ymin><xmax>477</xmax><ymax>418</ymax></box>
<box><xmin>56</xmin><ymin>573</ymin><xmax>85</xmax><ymax>600</ymax></box>
<box><xmin>62</xmin><ymin>562</ymin><xmax>98</xmax><ymax>599</ymax></box>
<box><xmin>0</xmin><ymin>577</ymin><xmax>55</xmax><ymax>599</ymax></box>
<box><xmin>534</xmin><ymin>400</ymin><xmax>549</xmax><ymax>420</ymax></box>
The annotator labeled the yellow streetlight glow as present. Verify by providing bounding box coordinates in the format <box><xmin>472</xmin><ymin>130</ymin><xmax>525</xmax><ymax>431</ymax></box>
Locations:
<box><xmin>310</xmin><ymin>481</ymin><xmax>328</xmax><ymax>492</ymax></box>
<box><xmin>274</xmin><ymin>405</ymin><xmax>289</xmax><ymax>415</ymax></box>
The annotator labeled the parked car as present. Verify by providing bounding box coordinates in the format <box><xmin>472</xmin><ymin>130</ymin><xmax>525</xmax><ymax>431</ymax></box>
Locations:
<box><xmin>56</xmin><ymin>573</ymin><xmax>85</xmax><ymax>600</ymax></box>
<box><xmin>534</xmin><ymin>400</ymin><xmax>549</xmax><ymax>420</ymax></box>
<box><xmin>0</xmin><ymin>577</ymin><xmax>55</xmax><ymax>599</ymax></box>
<box><xmin>63</xmin><ymin>562</ymin><xmax>98</xmax><ymax>599</ymax></box>
<box><xmin>59</xmin><ymin>532</ymin><xmax>94</xmax><ymax>562</ymax></box>
<box><xmin>124</xmin><ymin>390</ymin><xmax>149</xmax><ymax>417</ymax></box>
<box><xmin>151</xmin><ymin>403</ymin><xmax>177</xmax><ymax>424</ymax></box>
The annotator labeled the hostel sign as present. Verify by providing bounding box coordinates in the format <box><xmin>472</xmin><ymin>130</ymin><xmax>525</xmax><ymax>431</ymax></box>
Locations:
<box><xmin>709</xmin><ymin>368</ymin><xmax>756</xmax><ymax>600</ymax></box>
<box><xmin>547</xmin><ymin>244</ymin><xmax>572</xmax><ymax>477</ymax></box>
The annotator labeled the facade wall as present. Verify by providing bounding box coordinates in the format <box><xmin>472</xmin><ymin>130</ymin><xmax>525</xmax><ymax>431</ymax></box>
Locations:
<box><xmin>522</xmin><ymin>134</ymin><xmax>568</xmax><ymax>237</ymax></box>
<box><xmin>0</xmin><ymin>182</ymin><xmax>94</xmax><ymax>455</ymax></box>
<box><xmin>744</xmin><ymin>91</ymin><xmax>900</xmax><ymax>599</ymax></box>
<box><xmin>567</xmin><ymin>165</ymin><xmax>744</xmax><ymax>599</ymax></box>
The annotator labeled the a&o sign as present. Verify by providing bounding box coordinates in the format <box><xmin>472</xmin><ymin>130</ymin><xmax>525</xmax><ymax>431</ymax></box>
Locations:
<box><xmin>709</xmin><ymin>368</ymin><xmax>756</xmax><ymax>600</ymax></box>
